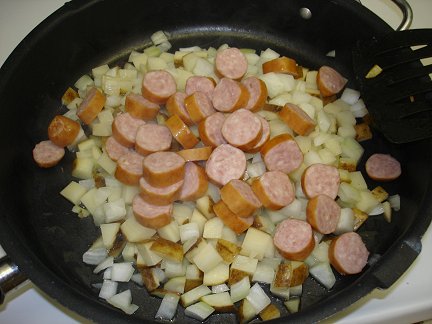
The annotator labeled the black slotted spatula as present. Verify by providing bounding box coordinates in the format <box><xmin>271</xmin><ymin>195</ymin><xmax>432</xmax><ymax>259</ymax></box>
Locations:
<box><xmin>352</xmin><ymin>29</ymin><xmax>432</xmax><ymax>144</ymax></box>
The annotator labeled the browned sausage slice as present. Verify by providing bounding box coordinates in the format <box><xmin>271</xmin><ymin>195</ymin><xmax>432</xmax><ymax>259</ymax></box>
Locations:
<box><xmin>213</xmin><ymin>200</ymin><xmax>254</xmax><ymax>234</ymax></box>
<box><xmin>142</xmin><ymin>70</ymin><xmax>177</xmax><ymax>104</ymax></box>
<box><xmin>198</xmin><ymin>112</ymin><xmax>227</xmax><ymax>148</ymax></box>
<box><xmin>273</xmin><ymin>219</ymin><xmax>315</xmax><ymax>261</ymax></box>
<box><xmin>165</xmin><ymin>114</ymin><xmax>199</xmax><ymax>149</ymax></box>
<box><xmin>329</xmin><ymin>232</ymin><xmax>369</xmax><ymax>275</ymax></box>
<box><xmin>278</xmin><ymin>103</ymin><xmax>316</xmax><ymax>136</ymax></box>
<box><xmin>142</xmin><ymin>151</ymin><xmax>185</xmax><ymax>187</ymax></box>
<box><xmin>132</xmin><ymin>194</ymin><xmax>172</xmax><ymax>229</ymax></box>
<box><xmin>184</xmin><ymin>91</ymin><xmax>216</xmax><ymax>124</ymax></box>
<box><xmin>112</xmin><ymin>112</ymin><xmax>146</xmax><ymax>148</ymax></box>
<box><xmin>166</xmin><ymin>92</ymin><xmax>194</xmax><ymax>126</ymax></box>
<box><xmin>33</xmin><ymin>140</ymin><xmax>65</xmax><ymax>168</ymax></box>
<box><xmin>125</xmin><ymin>93</ymin><xmax>160</xmax><ymax>120</ymax></box>
<box><xmin>77</xmin><ymin>87</ymin><xmax>106</xmax><ymax>125</ymax></box>
<box><xmin>247</xmin><ymin>116</ymin><xmax>270</xmax><ymax>153</ymax></box>
<box><xmin>301</xmin><ymin>163</ymin><xmax>340</xmax><ymax>199</ymax></box>
<box><xmin>317</xmin><ymin>66</ymin><xmax>348</xmax><ymax>97</ymax></box>
<box><xmin>215</xmin><ymin>47</ymin><xmax>248</xmax><ymax>80</ymax></box>
<box><xmin>241</xmin><ymin>76</ymin><xmax>268</xmax><ymax>112</ymax></box>
<box><xmin>220</xmin><ymin>179</ymin><xmax>262</xmax><ymax>218</ymax></box>
<box><xmin>135</xmin><ymin>124</ymin><xmax>172</xmax><ymax>156</ymax></box>
<box><xmin>212</xmin><ymin>78</ymin><xmax>249</xmax><ymax>113</ymax></box>
<box><xmin>251</xmin><ymin>171</ymin><xmax>294</xmax><ymax>210</ymax></box>
<box><xmin>260</xmin><ymin>133</ymin><xmax>303</xmax><ymax>174</ymax></box>
<box><xmin>185</xmin><ymin>76</ymin><xmax>216</xmax><ymax>98</ymax></box>
<box><xmin>365</xmin><ymin>153</ymin><xmax>401</xmax><ymax>181</ymax></box>
<box><xmin>105</xmin><ymin>136</ymin><xmax>130</xmax><ymax>161</ymax></box>
<box><xmin>179</xmin><ymin>162</ymin><xmax>209</xmax><ymax>201</ymax></box>
<box><xmin>139</xmin><ymin>176</ymin><xmax>183</xmax><ymax>206</ymax></box>
<box><xmin>205</xmin><ymin>144</ymin><xmax>246</xmax><ymax>186</ymax></box>
<box><xmin>177</xmin><ymin>147</ymin><xmax>213</xmax><ymax>162</ymax></box>
<box><xmin>262</xmin><ymin>57</ymin><xmax>300</xmax><ymax>78</ymax></box>
<box><xmin>115</xmin><ymin>151</ymin><xmax>144</xmax><ymax>185</ymax></box>
<box><xmin>306</xmin><ymin>194</ymin><xmax>341</xmax><ymax>234</ymax></box>
<box><xmin>48</xmin><ymin>115</ymin><xmax>81</xmax><ymax>147</ymax></box>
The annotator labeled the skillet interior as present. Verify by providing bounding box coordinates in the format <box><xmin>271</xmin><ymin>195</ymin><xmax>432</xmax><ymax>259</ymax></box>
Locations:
<box><xmin>0</xmin><ymin>0</ymin><xmax>431</xmax><ymax>322</ymax></box>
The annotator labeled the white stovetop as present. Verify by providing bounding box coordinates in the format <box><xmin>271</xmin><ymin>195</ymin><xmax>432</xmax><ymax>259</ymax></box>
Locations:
<box><xmin>1</xmin><ymin>1</ymin><xmax>432</xmax><ymax>323</ymax></box>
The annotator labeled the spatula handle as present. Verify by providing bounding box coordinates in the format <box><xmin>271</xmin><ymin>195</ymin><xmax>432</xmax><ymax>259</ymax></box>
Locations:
<box><xmin>391</xmin><ymin>0</ymin><xmax>413</xmax><ymax>31</ymax></box>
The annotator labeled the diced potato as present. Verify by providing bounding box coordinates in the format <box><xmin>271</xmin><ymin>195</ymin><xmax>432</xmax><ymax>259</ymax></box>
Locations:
<box><xmin>273</xmin><ymin>263</ymin><xmax>292</xmax><ymax>288</ymax></box>
<box><xmin>151</xmin><ymin>238</ymin><xmax>184</xmax><ymax>263</ymax></box>
<box><xmin>252</xmin><ymin>214</ymin><xmax>275</xmax><ymax>235</ymax></box>
<box><xmin>340</xmin><ymin>137</ymin><xmax>364</xmax><ymax>164</ymax></box>
<box><xmin>259</xmin><ymin>304</ymin><xmax>281</xmax><ymax>321</ymax></box>
<box><xmin>72</xmin><ymin>157</ymin><xmax>94</xmax><ymax>179</ymax></box>
<box><xmin>216</xmin><ymin>239</ymin><xmax>240</xmax><ymax>264</ymax></box>
<box><xmin>139</xmin><ymin>267</ymin><xmax>160</xmax><ymax>292</ymax></box>
<box><xmin>238</xmin><ymin>298</ymin><xmax>257</xmax><ymax>324</ymax></box>
<box><xmin>228</xmin><ymin>269</ymin><xmax>250</xmax><ymax>286</ymax></box>
<box><xmin>339</xmin><ymin>157</ymin><xmax>357</xmax><ymax>172</ymax></box>
<box><xmin>338</xmin><ymin>182</ymin><xmax>361</xmax><ymax>205</ymax></box>
<box><xmin>371</xmin><ymin>186</ymin><xmax>389</xmax><ymax>203</ymax></box>
<box><xmin>185</xmin><ymin>238</ymin><xmax>208</xmax><ymax>263</ymax></box>
<box><xmin>284</xmin><ymin>298</ymin><xmax>300</xmax><ymax>313</ymax></box>
<box><xmin>231</xmin><ymin>255</ymin><xmax>258</xmax><ymax>275</ymax></box>
<box><xmin>201</xmin><ymin>292</ymin><xmax>235</xmax><ymax>313</ymax></box>
<box><xmin>121</xmin><ymin>216</ymin><xmax>156</xmax><ymax>242</ymax></box>
<box><xmin>295</xmin><ymin>136</ymin><xmax>312</xmax><ymax>154</ymax></box>
<box><xmin>184</xmin><ymin>301</ymin><xmax>215</xmax><ymax>321</ymax></box>
<box><xmin>353</xmin><ymin>208</ymin><xmax>369</xmax><ymax>231</ymax></box>
<box><xmin>230</xmin><ymin>276</ymin><xmax>250</xmax><ymax>303</ymax></box>
<box><xmin>246</xmin><ymin>283</ymin><xmax>271</xmax><ymax>314</ymax></box>
<box><xmin>339</xmin><ymin>169</ymin><xmax>351</xmax><ymax>183</ymax></box>
<box><xmin>252</xmin><ymin>262</ymin><xmax>275</xmax><ymax>284</ymax></box>
<box><xmin>354</xmin><ymin>123</ymin><xmax>373</xmax><ymax>142</ymax></box>
<box><xmin>190</xmin><ymin>209</ymin><xmax>207</xmax><ymax>236</ymax></box>
<box><xmin>100</xmin><ymin>223</ymin><xmax>121</xmax><ymax>249</ymax></box>
<box><xmin>80</xmin><ymin>188</ymin><xmax>99</xmax><ymax>215</ymax></box>
<box><xmin>221</xmin><ymin>226</ymin><xmax>238</xmax><ymax>244</ymax></box>
<box><xmin>180</xmin><ymin>285</ymin><xmax>212</xmax><ymax>307</ymax></box>
<box><xmin>136</xmin><ymin>241</ymin><xmax>162</xmax><ymax>267</ymax></box>
<box><xmin>164</xmin><ymin>276</ymin><xmax>186</xmax><ymax>294</ymax></box>
<box><xmin>164</xmin><ymin>259</ymin><xmax>187</xmax><ymax>278</ymax></box>
<box><xmin>383</xmin><ymin>201</ymin><xmax>392</xmax><ymax>223</ymax></box>
<box><xmin>184</xmin><ymin>279</ymin><xmax>203</xmax><ymax>293</ymax></box>
<box><xmin>97</xmin><ymin>153</ymin><xmax>117</xmax><ymax>175</ymax></box>
<box><xmin>121</xmin><ymin>242</ymin><xmax>136</xmax><ymax>262</ymax></box>
<box><xmin>172</xmin><ymin>203</ymin><xmax>194</xmax><ymax>225</ymax></box>
<box><xmin>196</xmin><ymin>196</ymin><xmax>215</xmax><ymax>219</ymax></box>
<box><xmin>349</xmin><ymin>171</ymin><xmax>368</xmax><ymax>190</ymax></box>
<box><xmin>203</xmin><ymin>262</ymin><xmax>229</xmax><ymax>286</ymax></box>
<box><xmin>60</xmin><ymin>181</ymin><xmax>88</xmax><ymax>205</ymax></box>
<box><xmin>158</xmin><ymin>221</ymin><xmax>181</xmax><ymax>243</ymax></box>
<box><xmin>193</xmin><ymin>243</ymin><xmax>223</xmax><ymax>273</ymax></box>
<box><xmin>240</xmin><ymin>228</ymin><xmax>274</xmax><ymax>260</ymax></box>
<box><xmin>290</xmin><ymin>262</ymin><xmax>309</xmax><ymax>287</ymax></box>
<box><xmin>203</xmin><ymin>217</ymin><xmax>224</xmax><ymax>239</ymax></box>
<box><xmin>356</xmin><ymin>190</ymin><xmax>380</xmax><ymax>213</ymax></box>
<box><xmin>333</xmin><ymin>208</ymin><xmax>355</xmax><ymax>235</ymax></box>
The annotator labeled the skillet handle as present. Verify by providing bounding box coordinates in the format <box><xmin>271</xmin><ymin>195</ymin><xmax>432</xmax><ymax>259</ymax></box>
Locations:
<box><xmin>0</xmin><ymin>256</ymin><xmax>27</xmax><ymax>305</ymax></box>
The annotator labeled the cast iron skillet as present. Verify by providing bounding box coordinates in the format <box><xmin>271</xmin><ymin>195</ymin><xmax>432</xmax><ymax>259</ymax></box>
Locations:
<box><xmin>0</xmin><ymin>0</ymin><xmax>431</xmax><ymax>322</ymax></box>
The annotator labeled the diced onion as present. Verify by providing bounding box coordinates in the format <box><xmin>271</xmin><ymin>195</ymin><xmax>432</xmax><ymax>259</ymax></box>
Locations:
<box><xmin>211</xmin><ymin>283</ymin><xmax>230</xmax><ymax>294</ymax></box>
<box><xmin>388</xmin><ymin>194</ymin><xmax>401</xmax><ymax>211</ymax></box>
<box><xmin>99</xmin><ymin>280</ymin><xmax>118</xmax><ymax>300</ymax></box>
<box><xmin>246</xmin><ymin>283</ymin><xmax>271</xmax><ymax>314</ymax></box>
<box><xmin>155</xmin><ymin>293</ymin><xmax>180</xmax><ymax>320</ymax></box>
<box><xmin>184</xmin><ymin>302</ymin><xmax>215</xmax><ymax>321</ymax></box>
<box><xmin>247</xmin><ymin>162</ymin><xmax>266</xmax><ymax>178</ymax></box>
<box><xmin>368</xmin><ymin>203</ymin><xmax>385</xmax><ymax>216</ymax></box>
<box><xmin>110</xmin><ymin>262</ymin><xmax>135</xmax><ymax>282</ymax></box>
<box><xmin>93</xmin><ymin>256</ymin><xmax>114</xmax><ymax>274</ymax></box>
<box><xmin>309</xmin><ymin>262</ymin><xmax>336</xmax><ymax>289</ymax></box>
<box><xmin>341</xmin><ymin>88</ymin><xmax>361</xmax><ymax>105</ymax></box>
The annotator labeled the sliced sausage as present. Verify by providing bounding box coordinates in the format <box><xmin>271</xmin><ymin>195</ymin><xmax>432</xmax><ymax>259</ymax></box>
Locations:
<box><xmin>215</xmin><ymin>47</ymin><xmax>248</xmax><ymax>80</ymax></box>
<box><xmin>220</xmin><ymin>179</ymin><xmax>262</xmax><ymax>218</ymax></box>
<box><xmin>273</xmin><ymin>219</ymin><xmax>315</xmax><ymax>261</ymax></box>
<box><xmin>262</xmin><ymin>57</ymin><xmax>300</xmax><ymax>78</ymax></box>
<box><xmin>105</xmin><ymin>136</ymin><xmax>130</xmax><ymax>161</ymax></box>
<box><xmin>329</xmin><ymin>232</ymin><xmax>369</xmax><ymax>275</ymax></box>
<box><xmin>365</xmin><ymin>153</ymin><xmax>401</xmax><ymax>181</ymax></box>
<box><xmin>317</xmin><ymin>66</ymin><xmax>348</xmax><ymax>97</ymax></box>
<box><xmin>125</xmin><ymin>93</ymin><xmax>160</xmax><ymax>120</ymax></box>
<box><xmin>247</xmin><ymin>116</ymin><xmax>270</xmax><ymax>153</ymax></box>
<box><xmin>112</xmin><ymin>112</ymin><xmax>146</xmax><ymax>148</ymax></box>
<box><xmin>132</xmin><ymin>194</ymin><xmax>172</xmax><ymax>229</ymax></box>
<box><xmin>179</xmin><ymin>162</ymin><xmax>209</xmax><ymax>201</ymax></box>
<box><xmin>241</xmin><ymin>76</ymin><xmax>268</xmax><ymax>112</ymax></box>
<box><xmin>301</xmin><ymin>163</ymin><xmax>340</xmax><ymax>199</ymax></box>
<box><xmin>142</xmin><ymin>151</ymin><xmax>185</xmax><ymax>187</ymax></box>
<box><xmin>142</xmin><ymin>70</ymin><xmax>177</xmax><ymax>104</ymax></box>
<box><xmin>177</xmin><ymin>146</ymin><xmax>213</xmax><ymax>162</ymax></box>
<box><xmin>115</xmin><ymin>151</ymin><xmax>144</xmax><ymax>185</ymax></box>
<box><xmin>205</xmin><ymin>144</ymin><xmax>246</xmax><ymax>186</ymax></box>
<box><xmin>306</xmin><ymin>194</ymin><xmax>341</xmax><ymax>234</ymax></box>
<box><xmin>212</xmin><ymin>78</ymin><xmax>250</xmax><ymax>113</ymax></box>
<box><xmin>77</xmin><ymin>87</ymin><xmax>106</xmax><ymax>125</ymax></box>
<box><xmin>260</xmin><ymin>133</ymin><xmax>303</xmax><ymax>174</ymax></box>
<box><xmin>48</xmin><ymin>115</ymin><xmax>81</xmax><ymax>147</ymax></box>
<box><xmin>135</xmin><ymin>124</ymin><xmax>172</xmax><ymax>155</ymax></box>
<box><xmin>213</xmin><ymin>200</ymin><xmax>254</xmax><ymax>234</ymax></box>
<box><xmin>165</xmin><ymin>114</ymin><xmax>199</xmax><ymax>149</ymax></box>
<box><xmin>251</xmin><ymin>171</ymin><xmax>294</xmax><ymax>210</ymax></box>
<box><xmin>184</xmin><ymin>91</ymin><xmax>216</xmax><ymax>124</ymax></box>
<box><xmin>166</xmin><ymin>92</ymin><xmax>194</xmax><ymax>126</ymax></box>
<box><xmin>198</xmin><ymin>112</ymin><xmax>227</xmax><ymax>148</ymax></box>
<box><xmin>33</xmin><ymin>140</ymin><xmax>65</xmax><ymax>168</ymax></box>
<box><xmin>185</xmin><ymin>76</ymin><xmax>216</xmax><ymax>98</ymax></box>
<box><xmin>139</xmin><ymin>176</ymin><xmax>183</xmax><ymax>206</ymax></box>
<box><xmin>278</xmin><ymin>103</ymin><xmax>316</xmax><ymax>136</ymax></box>
<box><xmin>221</xmin><ymin>109</ymin><xmax>262</xmax><ymax>151</ymax></box>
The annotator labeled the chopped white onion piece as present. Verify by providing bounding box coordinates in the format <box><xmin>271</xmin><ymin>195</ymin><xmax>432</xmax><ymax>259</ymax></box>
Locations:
<box><xmin>230</xmin><ymin>276</ymin><xmax>251</xmax><ymax>303</ymax></box>
<box><xmin>350</xmin><ymin>99</ymin><xmax>368</xmax><ymax>118</ymax></box>
<box><xmin>131</xmin><ymin>273</ymin><xmax>144</xmax><ymax>286</ymax></box>
<box><xmin>110</xmin><ymin>262</ymin><xmax>135</xmax><ymax>282</ymax></box>
<box><xmin>341</xmin><ymin>88</ymin><xmax>361</xmax><ymax>105</ymax></box>
<box><xmin>388</xmin><ymin>194</ymin><xmax>401</xmax><ymax>211</ymax></box>
<box><xmin>179</xmin><ymin>222</ymin><xmax>200</xmax><ymax>243</ymax></box>
<box><xmin>247</xmin><ymin>162</ymin><xmax>266</xmax><ymax>178</ymax></box>
<box><xmin>368</xmin><ymin>203</ymin><xmax>385</xmax><ymax>216</ymax></box>
<box><xmin>103</xmin><ymin>267</ymin><xmax>112</xmax><ymax>280</ymax></box>
<box><xmin>83</xmin><ymin>247</ymin><xmax>108</xmax><ymax>265</ymax></box>
<box><xmin>252</xmin><ymin>153</ymin><xmax>263</xmax><ymax>163</ymax></box>
<box><xmin>326</xmin><ymin>50</ymin><xmax>336</xmax><ymax>57</ymax></box>
<box><xmin>99</xmin><ymin>280</ymin><xmax>118</xmax><ymax>300</ymax></box>
<box><xmin>93</xmin><ymin>256</ymin><xmax>114</xmax><ymax>274</ymax></box>
<box><xmin>184</xmin><ymin>301</ymin><xmax>215</xmax><ymax>321</ymax></box>
<box><xmin>211</xmin><ymin>283</ymin><xmax>230</xmax><ymax>294</ymax></box>
<box><xmin>309</xmin><ymin>262</ymin><xmax>336</xmax><ymax>289</ymax></box>
<box><xmin>155</xmin><ymin>293</ymin><xmax>180</xmax><ymax>320</ymax></box>
<box><xmin>151</xmin><ymin>30</ymin><xmax>169</xmax><ymax>45</ymax></box>
<box><xmin>206</xmin><ymin>183</ymin><xmax>220</xmax><ymax>203</ymax></box>
<box><xmin>246</xmin><ymin>283</ymin><xmax>271</xmax><ymax>314</ymax></box>
<box><xmin>107</xmin><ymin>290</ymin><xmax>137</xmax><ymax>314</ymax></box>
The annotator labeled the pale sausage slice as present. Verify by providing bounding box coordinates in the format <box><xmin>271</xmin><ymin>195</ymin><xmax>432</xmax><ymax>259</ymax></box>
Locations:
<box><xmin>317</xmin><ymin>66</ymin><xmax>348</xmax><ymax>97</ymax></box>
<box><xmin>215</xmin><ymin>47</ymin><xmax>248</xmax><ymax>80</ymax></box>
<box><xmin>184</xmin><ymin>91</ymin><xmax>216</xmax><ymax>124</ymax></box>
<box><xmin>115</xmin><ymin>151</ymin><xmax>144</xmax><ymax>185</ymax></box>
<box><xmin>221</xmin><ymin>109</ymin><xmax>262</xmax><ymax>151</ymax></box>
<box><xmin>139</xmin><ymin>176</ymin><xmax>183</xmax><ymax>206</ymax></box>
<box><xmin>273</xmin><ymin>219</ymin><xmax>315</xmax><ymax>261</ymax></box>
<box><xmin>262</xmin><ymin>57</ymin><xmax>300</xmax><ymax>78</ymax></box>
<box><xmin>105</xmin><ymin>136</ymin><xmax>130</xmax><ymax>161</ymax></box>
<box><xmin>247</xmin><ymin>116</ymin><xmax>270</xmax><ymax>153</ymax></box>
<box><xmin>205</xmin><ymin>144</ymin><xmax>246</xmax><ymax>186</ymax></box>
<box><xmin>77</xmin><ymin>87</ymin><xmax>106</xmax><ymax>125</ymax></box>
<box><xmin>142</xmin><ymin>151</ymin><xmax>185</xmax><ymax>187</ymax></box>
<box><xmin>142</xmin><ymin>70</ymin><xmax>177</xmax><ymax>104</ymax></box>
<box><xmin>251</xmin><ymin>171</ymin><xmax>294</xmax><ymax>210</ymax></box>
<box><xmin>165</xmin><ymin>114</ymin><xmax>199</xmax><ymax>149</ymax></box>
<box><xmin>260</xmin><ymin>133</ymin><xmax>303</xmax><ymax>174</ymax></box>
<box><xmin>177</xmin><ymin>147</ymin><xmax>213</xmax><ymax>162</ymax></box>
<box><xmin>33</xmin><ymin>140</ymin><xmax>65</xmax><ymax>168</ymax></box>
<box><xmin>212</xmin><ymin>78</ymin><xmax>250</xmax><ymax>113</ymax></box>
<box><xmin>179</xmin><ymin>162</ymin><xmax>209</xmax><ymax>201</ymax></box>
<box><xmin>279</xmin><ymin>103</ymin><xmax>316</xmax><ymax>136</ymax></box>
<box><xmin>132</xmin><ymin>194</ymin><xmax>172</xmax><ymax>229</ymax></box>
<box><xmin>329</xmin><ymin>232</ymin><xmax>369</xmax><ymax>275</ymax></box>
<box><xmin>241</xmin><ymin>76</ymin><xmax>268</xmax><ymax>112</ymax></box>
<box><xmin>185</xmin><ymin>76</ymin><xmax>216</xmax><ymax>98</ymax></box>
<box><xmin>213</xmin><ymin>200</ymin><xmax>253</xmax><ymax>234</ymax></box>
<box><xmin>166</xmin><ymin>92</ymin><xmax>194</xmax><ymax>126</ymax></box>
<box><xmin>112</xmin><ymin>112</ymin><xmax>146</xmax><ymax>148</ymax></box>
<box><xmin>220</xmin><ymin>179</ymin><xmax>262</xmax><ymax>218</ymax></box>
<box><xmin>125</xmin><ymin>93</ymin><xmax>160</xmax><ymax>120</ymax></box>
<box><xmin>48</xmin><ymin>115</ymin><xmax>80</xmax><ymax>147</ymax></box>
<box><xmin>306</xmin><ymin>194</ymin><xmax>341</xmax><ymax>234</ymax></box>
<box><xmin>301</xmin><ymin>163</ymin><xmax>340</xmax><ymax>199</ymax></box>
<box><xmin>198</xmin><ymin>112</ymin><xmax>227</xmax><ymax>148</ymax></box>
<box><xmin>135</xmin><ymin>124</ymin><xmax>172</xmax><ymax>155</ymax></box>
<box><xmin>365</xmin><ymin>153</ymin><xmax>401</xmax><ymax>181</ymax></box>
